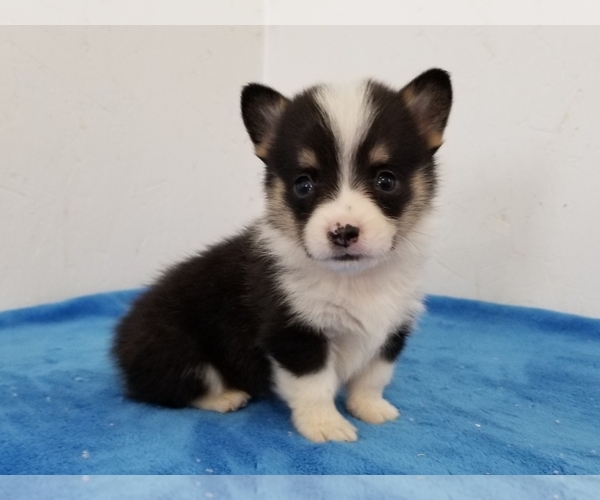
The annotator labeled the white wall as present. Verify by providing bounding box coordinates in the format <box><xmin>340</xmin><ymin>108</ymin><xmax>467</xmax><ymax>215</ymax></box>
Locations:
<box><xmin>2</xmin><ymin>26</ymin><xmax>599</xmax><ymax>318</ymax></box>
<box><xmin>264</xmin><ymin>26</ymin><xmax>600</xmax><ymax>317</ymax></box>
<box><xmin>0</xmin><ymin>26</ymin><xmax>265</xmax><ymax>309</ymax></box>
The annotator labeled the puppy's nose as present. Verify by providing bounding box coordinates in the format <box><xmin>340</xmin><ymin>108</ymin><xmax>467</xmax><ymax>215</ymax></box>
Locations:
<box><xmin>328</xmin><ymin>224</ymin><xmax>360</xmax><ymax>248</ymax></box>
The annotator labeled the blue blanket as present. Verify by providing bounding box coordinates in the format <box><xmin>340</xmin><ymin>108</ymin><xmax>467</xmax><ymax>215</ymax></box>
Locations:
<box><xmin>2</xmin><ymin>476</ymin><xmax>600</xmax><ymax>499</ymax></box>
<box><xmin>1</xmin><ymin>290</ymin><xmax>598</xmax><ymax>474</ymax></box>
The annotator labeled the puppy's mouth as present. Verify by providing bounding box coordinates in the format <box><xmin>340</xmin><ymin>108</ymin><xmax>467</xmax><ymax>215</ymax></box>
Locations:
<box><xmin>330</xmin><ymin>254</ymin><xmax>363</xmax><ymax>262</ymax></box>
<box><xmin>305</xmin><ymin>249</ymin><xmax>369</xmax><ymax>264</ymax></box>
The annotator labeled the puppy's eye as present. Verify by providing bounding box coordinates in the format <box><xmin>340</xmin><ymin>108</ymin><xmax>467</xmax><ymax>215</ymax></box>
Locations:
<box><xmin>294</xmin><ymin>175</ymin><xmax>314</xmax><ymax>197</ymax></box>
<box><xmin>375</xmin><ymin>171</ymin><xmax>397</xmax><ymax>192</ymax></box>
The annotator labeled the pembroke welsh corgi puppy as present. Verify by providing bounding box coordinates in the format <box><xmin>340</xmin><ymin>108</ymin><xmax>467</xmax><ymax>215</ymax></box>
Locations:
<box><xmin>113</xmin><ymin>69</ymin><xmax>453</xmax><ymax>442</ymax></box>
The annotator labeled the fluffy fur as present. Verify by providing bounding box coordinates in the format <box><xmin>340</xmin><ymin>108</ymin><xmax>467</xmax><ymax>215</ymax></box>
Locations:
<box><xmin>112</xmin><ymin>69</ymin><xmax>453</xmax><ymax>442</ymax></box>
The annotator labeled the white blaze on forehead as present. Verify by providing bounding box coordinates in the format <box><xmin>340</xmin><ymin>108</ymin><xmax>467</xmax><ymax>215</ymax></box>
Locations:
<box><xmin>315</xmin><ymin>81</ymin><xmax>374</xmax><ymax>186</ymax></box>
<box><xmin>309</xmin><ymin>83</ymin><xmax>394</xmax><ymax>270</ymax></box>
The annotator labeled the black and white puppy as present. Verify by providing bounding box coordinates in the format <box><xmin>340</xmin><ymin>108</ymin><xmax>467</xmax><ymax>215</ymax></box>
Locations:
<box><xmin>112</xmin><ymin>69</ymin><xmax>453</xmax><ymax>442</ymax></box>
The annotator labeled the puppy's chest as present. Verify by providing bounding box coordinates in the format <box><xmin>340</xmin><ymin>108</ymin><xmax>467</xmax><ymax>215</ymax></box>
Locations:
<box><xmin>278</xmin><ymin>266</ymin><xmax>421</xmax><ymax>380</ymax></box>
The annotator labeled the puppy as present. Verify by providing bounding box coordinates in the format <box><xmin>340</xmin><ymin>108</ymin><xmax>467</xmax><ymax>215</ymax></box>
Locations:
<box><xmin>112</xmin><ymin>69</ymin><xmax>453</xmax><ymax>442</ymax></box>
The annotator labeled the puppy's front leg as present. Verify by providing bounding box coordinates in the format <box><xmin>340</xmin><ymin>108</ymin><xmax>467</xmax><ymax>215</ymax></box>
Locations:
<box><xmin>273</xmin><ymin>361</ymin><xmax>358</xmax><ymax>443</ymax></box>
<box><xmin>346</xmin><ymin>358</ymin><xmax>399</xmax><ymax>424</ymax></box>
<box><xmin>267</xmin><ymin>323</ymin><xmax>357</xmax><ymax>443</ymax></box>
<box><xmin>346</xmin><ymin>323</ymin><xmax>410</xmax><ymax>424</ymax></box>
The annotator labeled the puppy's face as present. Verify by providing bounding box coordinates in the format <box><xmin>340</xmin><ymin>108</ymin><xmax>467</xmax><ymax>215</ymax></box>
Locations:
<box><xmin>242</xmin><ymin>70</ymin><xmax>452</xmax><ymax>273</ymax></box>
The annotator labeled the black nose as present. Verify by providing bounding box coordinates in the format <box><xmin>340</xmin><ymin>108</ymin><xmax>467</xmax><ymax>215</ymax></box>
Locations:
<box><xmin>328</xmin><ymin>224</ymin><xmax>360</xmax><ymax>248</ymax></box>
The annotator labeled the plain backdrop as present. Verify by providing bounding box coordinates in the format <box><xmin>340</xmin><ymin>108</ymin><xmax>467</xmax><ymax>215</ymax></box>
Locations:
<box><xmin>1</xmin><ymin>26</ymin><xmax>599</xmax><ymax>317</ymax></box>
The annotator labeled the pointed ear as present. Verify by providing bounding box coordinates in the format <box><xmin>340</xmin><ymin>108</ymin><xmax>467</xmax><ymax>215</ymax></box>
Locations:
<box><xmin>400</xmin><ymin>68</ymin><xmax>453</xmax><ymax>151</ymax></box>
<box><xmin>241</xmin><ymin>83</ymin><xmax>290</xmax><ymax>161</ymax></box>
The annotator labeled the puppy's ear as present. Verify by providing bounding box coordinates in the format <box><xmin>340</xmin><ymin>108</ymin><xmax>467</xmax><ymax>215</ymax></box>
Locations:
<box><xmin>241</xmin><ymin>83</ymin><xmax>290</xmax><ymax>161</ymax></box>
<box><xmin>400</xmin><ymin>68</ymin><xmax>453</xmax><ymax>152</ymax></box>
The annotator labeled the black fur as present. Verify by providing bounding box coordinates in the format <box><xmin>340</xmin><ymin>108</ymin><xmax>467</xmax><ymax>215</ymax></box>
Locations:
<box><xmin>265</xmin><ymin>321</ymin><xmax>329</xmax><ymax>377</ymax></box>
<box><xmin>354</xmin><ymin>81</ymin><xmax>436</xmax><ymax>219</ymax></box>
<box><xmin>380</xmin><ymin>323</ymin><xmax>412</xmax><ymax>362</ymax></box>
<box><xmin>112</xmin><ymin>229</ymin><xmax>328</xmax><ymax>407</ymax></box>
<box><xmin>266</xmin><ymin>89</ymin><xmax>340</xmax><ymax>227</ymax></box>
<box><xmin>240</xmin><ymin>83</ymin><xmax>289</xmax><ymax>148</ymax></box>
<box><xmin>400</xmin><ymin>68</ymin><xmax>453</xmax><ymax>143</ymax></box>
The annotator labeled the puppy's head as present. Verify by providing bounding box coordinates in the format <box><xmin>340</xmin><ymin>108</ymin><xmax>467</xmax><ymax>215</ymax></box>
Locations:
<box><xmin>241</xmin><ymin>69</ymin><xmax>452</xmax><ymax>273</ymax></box>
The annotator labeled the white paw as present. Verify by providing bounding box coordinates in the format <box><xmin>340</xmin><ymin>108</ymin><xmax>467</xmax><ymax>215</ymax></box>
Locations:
<box><xmin>293</xmin><ymin>408</ymin><xmax>358</xmax><ymax>443</ymax></box>
<box><xmin>347</xmin><ymin>395</ymin><xmax>400</xmax><ymax>424</ymax></box>
<box><xmin>192</xmin><ymin>390</ymin><xmax>250</xmax><ymax>413</ymax></box>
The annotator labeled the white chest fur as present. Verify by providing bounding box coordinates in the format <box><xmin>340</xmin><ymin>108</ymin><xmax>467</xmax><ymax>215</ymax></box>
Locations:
<box><xmin>257</xmin><ymin>220</ymin><xmax>432</xmax><ymax>382</ymax></box>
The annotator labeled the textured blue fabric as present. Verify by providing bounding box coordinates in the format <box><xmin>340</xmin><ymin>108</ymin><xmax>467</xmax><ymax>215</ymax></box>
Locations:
<box><xmin>0</xmin><ymin>290</ymin><xmax>598</xmax><ymax>474</ymax></box>
<box><xmin>1</xmin><ymin>476</ymin><xmax>600</xmax><ymax>500</ymax></box>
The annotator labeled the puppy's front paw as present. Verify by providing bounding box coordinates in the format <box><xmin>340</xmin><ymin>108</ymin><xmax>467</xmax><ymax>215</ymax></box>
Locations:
<box><xmin>293</xmin><ymin>408</ymin><xmax>358</xmax><ymax>443</ymax></box>
<box><xmin>347</xmin><ymin>395</ymin><xmax>400</xmax><ymax>424</ymax></box>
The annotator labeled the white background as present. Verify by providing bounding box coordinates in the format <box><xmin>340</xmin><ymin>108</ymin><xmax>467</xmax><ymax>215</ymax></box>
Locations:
<box><xmin>1</xmin><ymin>25</ymin><xmax>599</xmax><ymax>317</ymax></box>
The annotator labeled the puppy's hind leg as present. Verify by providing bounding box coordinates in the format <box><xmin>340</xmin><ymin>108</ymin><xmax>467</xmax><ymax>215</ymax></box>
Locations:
<box><xmin>193</xmin><ymin>390</ymin><xmax>250</xmax><ymax>413</ymax></box>
<box><xmin>191</xmin><ymin>365</ymin><xmax>250</xmax><ymax>413</ymax></box>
